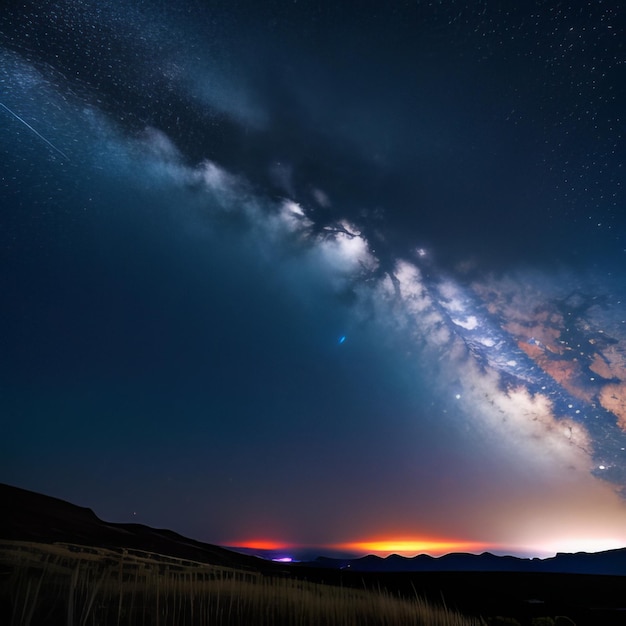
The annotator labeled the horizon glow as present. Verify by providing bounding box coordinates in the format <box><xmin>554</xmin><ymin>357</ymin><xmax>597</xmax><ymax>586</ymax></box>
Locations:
<box><xmin>226</xmin><ymin>538</ymin><xmax>626</xmax><ymax>559</ymax></box>
<box><xmin>223</xmin><ymin>538</ymin><xmax>562</xmax><ymax>559</ymax></box>
<box><xmin>335</xmin><ymin>539</ymin><xmax>492</xmax><ymax>557</ymax></box>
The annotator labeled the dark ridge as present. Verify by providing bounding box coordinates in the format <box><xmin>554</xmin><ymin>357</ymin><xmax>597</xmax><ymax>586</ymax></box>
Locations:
<box><xmin>298</xmin><ymin>547</ymin><xmax>626</xmax><ymax>576</ymax></box>
<box><xmin>0</xmin><ymin>482</ymin><xmax>276</xmax><ymax>573</ymax></box>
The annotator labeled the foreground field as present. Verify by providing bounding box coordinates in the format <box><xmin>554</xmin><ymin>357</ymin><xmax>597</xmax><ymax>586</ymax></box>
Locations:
<box><xmin>0</xmin><ymin>541</ymin><xmax>484</xmax><ymax>626</ymax></box>
<box><xmin>2</xmin><ymin>485</ymin><xmax>623</xmax><ymax>626</ymax></box>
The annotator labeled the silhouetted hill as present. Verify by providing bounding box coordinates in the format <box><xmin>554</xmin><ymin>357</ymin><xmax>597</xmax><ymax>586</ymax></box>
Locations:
<box><xmin>0</xmin><ymin>482</ymin><xmax>276</xmax><ymax>573</ymax></box>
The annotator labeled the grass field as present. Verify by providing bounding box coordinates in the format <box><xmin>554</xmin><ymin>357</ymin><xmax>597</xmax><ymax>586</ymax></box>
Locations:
<box><xmin>0</xmin><ymin>540</ymin><xmax>486</xmax><ymax>626</ymax></box>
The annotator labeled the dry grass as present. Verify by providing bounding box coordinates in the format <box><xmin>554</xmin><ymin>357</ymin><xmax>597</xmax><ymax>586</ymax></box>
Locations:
<box><xmin>0</xmin><ymin>540</ymin><xmax>485</xmax><ymax>626</ymax></box>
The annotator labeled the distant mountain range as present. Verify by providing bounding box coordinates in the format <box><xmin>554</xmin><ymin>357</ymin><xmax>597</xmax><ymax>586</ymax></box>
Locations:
<box><xmin>299</xmin><ymin>549</ymin><xmax>626</xmax><ymax>575</ymax></box>
<box><xmin>3</xmin><ymin>482</ymin><xmax>626</xmax><ymax>576</ymax></box>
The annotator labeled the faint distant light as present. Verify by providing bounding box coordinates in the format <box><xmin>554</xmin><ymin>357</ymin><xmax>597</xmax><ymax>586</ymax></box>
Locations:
<box><xmin>339</xmin><ymin>335</ymin><xmax>346</xmax><ymax>344</ymax></box>
<box><xmin>455</xmin><ymin>394</ymin><xmax>461</xmax><ymax>400</ymax></box>
<box><xmin>272</xmin><ymin>557</ymin><xmax>293</xmax><ymax>562</ymax></box>
<box><xmin>416</xmin><ymin>248</ymin><xmax>427</xmax><ymax>258</ymax></box>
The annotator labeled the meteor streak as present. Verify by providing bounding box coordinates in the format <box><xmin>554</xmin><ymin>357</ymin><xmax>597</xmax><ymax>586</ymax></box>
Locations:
<box><xmin>0</xmin><ymin>102</ymin><xmax>70</xmax><ymax>161</ymax></box>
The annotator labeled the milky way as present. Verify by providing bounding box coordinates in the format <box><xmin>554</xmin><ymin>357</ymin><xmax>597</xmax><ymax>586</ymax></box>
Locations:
<box><xmin>1</xmin><ymin>0</ymin><xmax>625</xmax><ymax>558</ymax></box>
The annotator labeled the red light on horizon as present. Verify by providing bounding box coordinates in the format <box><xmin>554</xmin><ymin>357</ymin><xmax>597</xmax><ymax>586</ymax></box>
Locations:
<box><xmin>227</xmin><ymin>540</ymin><xmax>293</xmax><ymax>551</ymax></box>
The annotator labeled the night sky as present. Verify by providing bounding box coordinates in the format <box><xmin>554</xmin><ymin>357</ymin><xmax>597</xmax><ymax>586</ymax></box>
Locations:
<box><xmin>1</xmin><ymin>1</ymin><xmax>626</xmax><ymax>560</ymax></box>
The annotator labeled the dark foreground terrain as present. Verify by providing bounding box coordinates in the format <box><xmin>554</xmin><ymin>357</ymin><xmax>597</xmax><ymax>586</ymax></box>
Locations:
<box><xmin>2</xmin><ymin>483</ymin><xmax>625</xmax><ymax>625</ymax></box>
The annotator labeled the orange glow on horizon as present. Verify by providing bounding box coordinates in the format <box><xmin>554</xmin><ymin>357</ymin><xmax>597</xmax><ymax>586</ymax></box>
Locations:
<box><xmin>227</xmin><ymin>537</ymin><xmax>493</xmax><ymax>557</ymax></box>
<box><xmin>336</xmin><ymin>539</ymin><xmax>491</xmax><ymax>556</ymax></box>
